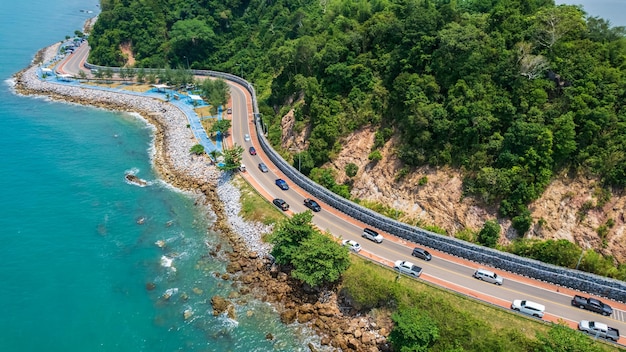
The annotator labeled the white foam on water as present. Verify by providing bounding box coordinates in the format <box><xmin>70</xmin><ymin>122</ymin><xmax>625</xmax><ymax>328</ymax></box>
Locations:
<box><xmin>160</xmin><ymin>255</ymin><xmax>173</xmax><ymax>268</ymax></box>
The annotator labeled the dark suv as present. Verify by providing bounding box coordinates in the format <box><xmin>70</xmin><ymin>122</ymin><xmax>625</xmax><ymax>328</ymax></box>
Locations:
<box><xmin>304</xmin><ymin>198</ymin><xmax>321</xmax><ymax>212</ymax></box>
<box><xmin>411</xmin><ymin>247</ymin><xmax>432</xmax><ymax>261</ymax></box>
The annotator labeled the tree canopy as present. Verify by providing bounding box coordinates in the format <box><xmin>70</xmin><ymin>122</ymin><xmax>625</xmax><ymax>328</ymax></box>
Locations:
<box><xmin>89</xmin><ymin>0</ymin><xmax>626</xmax><ymax>233</ymax></box>
<box><xmin>269</xmin><ymin>211</ymin><xmax>350</xmax><ymax>287</ymax></box>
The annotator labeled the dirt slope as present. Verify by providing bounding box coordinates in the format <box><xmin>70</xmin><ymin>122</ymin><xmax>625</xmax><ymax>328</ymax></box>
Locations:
<box><xmin>280</xmin><ymin>114</ymin><xmax>626</xmax><ymax>263</ymax></box>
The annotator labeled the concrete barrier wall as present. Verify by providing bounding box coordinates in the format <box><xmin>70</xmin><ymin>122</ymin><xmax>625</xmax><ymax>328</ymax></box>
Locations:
<box><xmin>84</xmin><ymin>62</ymin><xmax>626</xmax><ymax>302</ymax></box>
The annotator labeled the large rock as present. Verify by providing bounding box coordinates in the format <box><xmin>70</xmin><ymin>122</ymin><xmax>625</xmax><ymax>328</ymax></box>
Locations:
<box><xmin>280</xmin><ymin>309</ymin><xmax>296</xmax><ymax>324</ymax></box>
<box><xmin>210</xmin><ymin>295</ymin><xmax>231</xmax><ymax>316</ymax></box>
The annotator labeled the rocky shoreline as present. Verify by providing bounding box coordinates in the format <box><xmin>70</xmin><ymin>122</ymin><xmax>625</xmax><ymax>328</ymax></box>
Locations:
<box><xmin>12</xmin><ymin>44</ymin><xmax>390</xmax><ymax>352</ymax></box>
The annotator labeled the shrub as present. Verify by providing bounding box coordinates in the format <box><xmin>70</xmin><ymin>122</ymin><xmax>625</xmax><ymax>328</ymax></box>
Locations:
<box><xmin>477</xmin><ymin>220</ymin><xmax>500</xmax><ymax>248</ymax></box>
<box><xmin>368</xmin><ymin>150</ymin><xmax>382</xmax><ymax>161</ymax></box>
<box><xmin>189</xmin><ymin>144</ymin><xmax>205</xmax><ymax>155</ymax></box>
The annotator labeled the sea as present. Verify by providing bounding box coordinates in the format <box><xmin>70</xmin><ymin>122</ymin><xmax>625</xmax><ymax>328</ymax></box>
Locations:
<box><xmin>0</xmin><ymin>1</ymin><xmax>314</xmax><ymax>351</ymax></box>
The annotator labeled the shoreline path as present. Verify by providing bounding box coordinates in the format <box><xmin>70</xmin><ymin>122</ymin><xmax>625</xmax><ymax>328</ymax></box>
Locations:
<box><xmin>15</xmin><ymin>40</ymin><xmax>626</xmax><ymax>347</ymax></box>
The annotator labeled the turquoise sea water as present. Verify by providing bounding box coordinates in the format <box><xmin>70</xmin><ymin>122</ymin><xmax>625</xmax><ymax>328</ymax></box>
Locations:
<box><xmin>0</xmin><ymin>1</ymin><xmax>311</xmax><ymax>351</ymax></box>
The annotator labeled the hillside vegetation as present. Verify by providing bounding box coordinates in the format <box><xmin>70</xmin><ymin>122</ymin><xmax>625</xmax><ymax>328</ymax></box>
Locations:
<box><xmin>88</xmin><ymin>0</ymin><xmax>626</xmax><ymax>274</ymax></box>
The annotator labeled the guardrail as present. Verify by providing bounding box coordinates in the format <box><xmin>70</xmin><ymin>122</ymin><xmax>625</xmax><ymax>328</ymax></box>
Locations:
<box><xmin>84</xmin><ymin>61</ymin><xmax>626</xmax><ymax>302</ymax></box>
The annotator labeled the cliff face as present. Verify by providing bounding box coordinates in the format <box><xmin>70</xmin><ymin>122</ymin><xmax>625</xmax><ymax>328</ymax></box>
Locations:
<box><xmin>280</xmin><ymin>114</ymin><xmax>626</xmax><ymax>263</ymax></box>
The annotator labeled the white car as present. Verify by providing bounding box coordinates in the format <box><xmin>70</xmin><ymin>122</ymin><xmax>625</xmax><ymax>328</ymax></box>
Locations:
<box><xmin>511</xmin><ymin>299</ymin><xmax>545</xmax><ymax>318</ymax></box>
<box><xmin>394</xmin><ymin>260</ymin><xmax>423</xmax><ymax>277</ymax></box>
<box><xmin>244</xmin><ymin>134</ymin><xmax>250</xmax><ymax>142</ymax></box>
<box><xmin>342</xmin><ymin>239</ymin><xmax>361</xmax><ymax>253</ymax></box>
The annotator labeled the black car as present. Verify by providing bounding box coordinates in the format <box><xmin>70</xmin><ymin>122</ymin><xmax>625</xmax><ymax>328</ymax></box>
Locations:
<box><xmin>275</xmin><ymin>178</ymin><xmax>289</xmax><ymax>190</ymax></box>
<box><xmin>249</xmin><ymin>146</ymin><xmax>257</xmax><ymax>155</ymax></box>
<box><xmin>303</xmin><ymin>198</ymin><xmax>321</xmax><ymax>212</ymax></box>
<box><xmin>411</xmin><ymin>247</ymin><xmax>432</xmax><ymax>261</ymax></box>
<box><xmin>273</xmin><ymin>198</ymin><xmax>289</xmax><ymax>211</ymax></box>
<box><xmin>258</xmin><ymin>163</ymin><xmax>269</xmax><ymax>173</ymax></box>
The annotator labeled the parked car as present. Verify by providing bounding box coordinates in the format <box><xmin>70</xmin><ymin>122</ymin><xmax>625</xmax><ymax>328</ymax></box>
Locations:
<box><xmin>394</xmin><ymin>260</ymin><xmax>423</xmax><ymax>278</ymax></box>
<box><xmin>473</xmin><ymin>268</ymin><xmax>503</xmax><ymax>285</ymax></box>
<box><xmin>342</xmin><ymin>239</ymin><xmax>361</xmax><ymax>253</ymax></box>
<box><xmin>258</xmin><ymin>163</ymin><xmax>269</xmax><ymax>173</ymax></box>
<box><xmin>275</xmin><ymin>179</ymin><xmax>289</xmax><ymax>190</ymax></box>
<box><xmin>578</xmin><ymin>320</ymin><xmax>620</xmax><ymax>341</ymax></box>
<box><xmin>411</xmin><ymin>247</ymin><xmax>432</xmax><ymax>261</ymax></box>
<box><xmin>511</xmin><ymin>300</ymin><xmax>545</xmax><ymax>318</ymax></box>
<box><xmin>227</xmin><ymin>108</ymin><xmax>232</xmax><ymax>114</ymax></box>
<box><xmin>244</xmin><ymin>134</ymin><xmax>250</xmax><ymax>141</ymax></box>
<box><xmin>249</xmin><ymin>146</ymin><xmax>257</xmax><ymax>155</ymax></box>
<box><xmin>362</xmin><ymin>228</ymin><xmax>383</xmax><ymax>243</ymax></box>
<box><xmin>272</xmin><ymin>198</ymin><xmax>289</xmax><ymax>211</ymax></box>
<box><xmin>571</xmin><ymin>295</ymin><xmax>613</xmax><ymax>316</ymax></box>
<box><xmin>304</xmin><ymin>198</ymin><xmax>321</xmax><ymax>212</ymax></box>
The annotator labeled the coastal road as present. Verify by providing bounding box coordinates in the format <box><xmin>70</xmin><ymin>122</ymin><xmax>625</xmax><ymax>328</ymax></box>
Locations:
<box><xmin>58</xmin><ymin>47</ymin><xmax>626</xmax><ymax>346</ymax></box>
<box><xmin>226</xmin><ymin>81</ymin><xmax>626</xmax><ymax>346</ymax></box>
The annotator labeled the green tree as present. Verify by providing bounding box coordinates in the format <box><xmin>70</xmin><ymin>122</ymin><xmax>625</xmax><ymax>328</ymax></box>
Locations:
<box><xmin>218</xmin><ymin>144</ymin><xmax>244</xmax><ymax>171</ymax></box>
<box><xmin>136</xmin><ymin>67</ymin><xmax>145</xmax><ymax>83</ymax></box>
<box><xmin>207</xmin><ymin>149</ymin><xmax>222</xmax><ymax>164</ymax></box>
<box><xmin>269</xmin><ymin>212</ymin><xmax>317</xmax><ymax>265</ymax></box>
<box><xmin>210</xmin><ymin>119</ymin><xmax>232</xmax><ymax>137</ymax></box>
<box><xmin>290</xmin><ymin>231</ymin><xmax>350</xmax><ymax>287</ymax></box>
<box><xmin>345</xmin><ymin>163</ymin><xmax>359</xmax><ymax>178</ymax></box>
<box><xmin>200</xmin><ymin>78</ymin><xmax>230</xmax><ymax>112</ymax></box>
<box><xmin>477</xmin><ymin>219</ymin><xmax>501</xmax><ymax>248</ymax></box>
<box><xmin>189</xmin><ymin>144</ymin><xmax>204</xmax><ymax>155</ymax></box>
<box><xmin>388</xmin><ymin>307</ymin><xmax>439</xmax><ymax>352</ymax></box>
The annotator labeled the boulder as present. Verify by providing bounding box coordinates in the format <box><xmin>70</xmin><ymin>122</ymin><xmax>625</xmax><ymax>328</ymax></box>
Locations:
<box><xmin>210</xmin><ymin>295</ymin><xmax>231</xmax><ymax>316</ymax></box>
<box><xmin>280</xmin><ymin>309</ymin><xmax>297</xmax><ymax>324</ymax></box>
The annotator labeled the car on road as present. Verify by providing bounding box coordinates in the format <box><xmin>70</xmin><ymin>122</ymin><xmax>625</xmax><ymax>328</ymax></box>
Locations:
<box><xmin>571</xmin><ymin>295</ymin><xmax>613</xmax><ymax>316</ymax></box>
<box><xmin>394</xmin><ymin>260</ymin><xmax>423</xmax><ymax>277</ymax></box>
<box><xmin>473</xmin><ymin>268</ymin><xmax>503</xmax><ymax>285</ymax></box>
<box><xmin>578</xmin><ymin>320</ymin><xmax>620</xmax><ymax>341</ymax></box>
<box><xmin>342</xmin><ymin>239</ymin><xmax>361</xmax><ymax>253</ymax></box>
<box><xmin>258</xmin><ymin>163</ymin><xmax>269</xmax><ymax>173</ymax></box>
<box><xmin>511</xmin><ymin>299</ymin><xmax>544</xmax><ymax>318</ymax></box>
<box><xmin>272</xmin><ymin>198</ymin><xmax>289</xmax><ymax>211</ymax></box>
<box><xmin>275</xmin><ymin>179</ymin><xmax>289</xmax><ymax>190</ymax></box>
<box><xmin>249</xmin><ymin>146</ymin><xmax>257</xmax><ymax>155</ymax></box>
<box><xmin>362</xmin><ymin>228</ymin><xmax>383</xmax><ymax>243</ymax></box>
<box><xmin>411</xmin><ymin>247</ymin><xmax>432</xmax><ymax>261</ymax></box>
<box><xmin>244</xmin><ymin>134</ymin><xmax>250</xmax><ymax>142</ymax></box>
<box><xmin>304</xmin><ymin>198</ymin><xmax>321</xmax><ymax>212</ymax></box>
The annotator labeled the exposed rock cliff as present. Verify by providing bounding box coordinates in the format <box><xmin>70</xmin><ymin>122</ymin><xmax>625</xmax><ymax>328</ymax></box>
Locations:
<box><xmin>281</xmin><ymin>113</ymin><xmax>626</xmax><ymax>264</ymax></box>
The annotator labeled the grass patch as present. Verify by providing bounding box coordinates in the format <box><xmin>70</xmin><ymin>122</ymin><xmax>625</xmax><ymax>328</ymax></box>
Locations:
<box><xmin>232</xmin><ymin>176</ymin><xmax>285</xmax><ymax>225</ymax></box>
<box><xmin>119</xmin><ymin>84</ymin><xmax>152</xmax><ymax>92</ymax></box>
<box><xmin>341</xmin><ymin>257</ymin><xmax>619</xmax><ymax>352</ymax></box>
<box><xmin>195</xmin><ymin>106</ymin><xmax>213</xmax><ymax>118</ymax></box>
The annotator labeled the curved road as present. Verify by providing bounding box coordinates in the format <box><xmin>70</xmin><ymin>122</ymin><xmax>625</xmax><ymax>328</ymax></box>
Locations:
<box><xmin>60</xmin><ymin>44</ymin><xmax>626</xmax><ymax>346</ymax></box>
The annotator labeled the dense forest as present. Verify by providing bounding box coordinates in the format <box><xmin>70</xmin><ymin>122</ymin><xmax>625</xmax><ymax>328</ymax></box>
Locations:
<box><xmin>89</xmin><ymin>0</ymin><xmax>626</xmax><ymax>235</ymax></box>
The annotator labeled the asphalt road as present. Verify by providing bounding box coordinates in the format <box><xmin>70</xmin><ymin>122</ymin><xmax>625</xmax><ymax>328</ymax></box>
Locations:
<box><xmin>60</xmin><ymin>46</ymin><xmax>626</xmax><ymax>345</ymax></box>
<box><xmin>227</xmin><ymin>80</ymin><xmax>626</xmax><ymax>345</ymax></box>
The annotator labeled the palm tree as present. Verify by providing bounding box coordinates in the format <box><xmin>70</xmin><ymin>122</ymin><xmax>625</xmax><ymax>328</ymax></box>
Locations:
<box><xmin>208</xmin><ymin>149</ymin><xmax>222</xmax><ymax>164</ymax></box>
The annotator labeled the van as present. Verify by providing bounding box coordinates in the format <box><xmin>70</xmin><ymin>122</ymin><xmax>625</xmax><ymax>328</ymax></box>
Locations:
<box><xmin>473</xmin><ymin>268</ymin><xmax>503</xmax><ymax>285</ymax></box>
<box><xmin>362</xmin><ymin>228</ymin><xmax>383</xmax><ymax>243</ymax></box>
<box><xmin>511</xmin><ymin>299</ymin><xmax>545</xmax><ymax>318</ymax></box>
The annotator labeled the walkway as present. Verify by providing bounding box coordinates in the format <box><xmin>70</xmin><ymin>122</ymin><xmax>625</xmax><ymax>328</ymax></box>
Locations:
<box><xmin>43</xmin><ymin>44</ymin><xmax>222</xmax><ymax>154</ymax></box>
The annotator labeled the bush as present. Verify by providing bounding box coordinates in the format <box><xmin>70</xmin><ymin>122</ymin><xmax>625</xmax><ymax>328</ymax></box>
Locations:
<box><xmin>477</xmin><ymin>220</ymin><xmax>500</xmax><ymax>248</ymax></box>
<box><xmin>368</xmin><ymin>150</ymin><xmax>382</xmax><ymax>161</ymax></box>
<box><xmin>189</xmin><ymin>144</ymin><xmax>205</xmax><ymax>155</ymax></box>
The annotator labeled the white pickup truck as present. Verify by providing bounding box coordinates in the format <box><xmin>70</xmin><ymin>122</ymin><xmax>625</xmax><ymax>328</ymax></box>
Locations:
<box><xmin>394</xmin><ymin>260</ymin><xmax>423</xmax><ymax>278</ymax></box>
<box><xmin>578</xmin><ymin>320</ymin><xmax>620</xmax><ymax>342</ymax></box>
